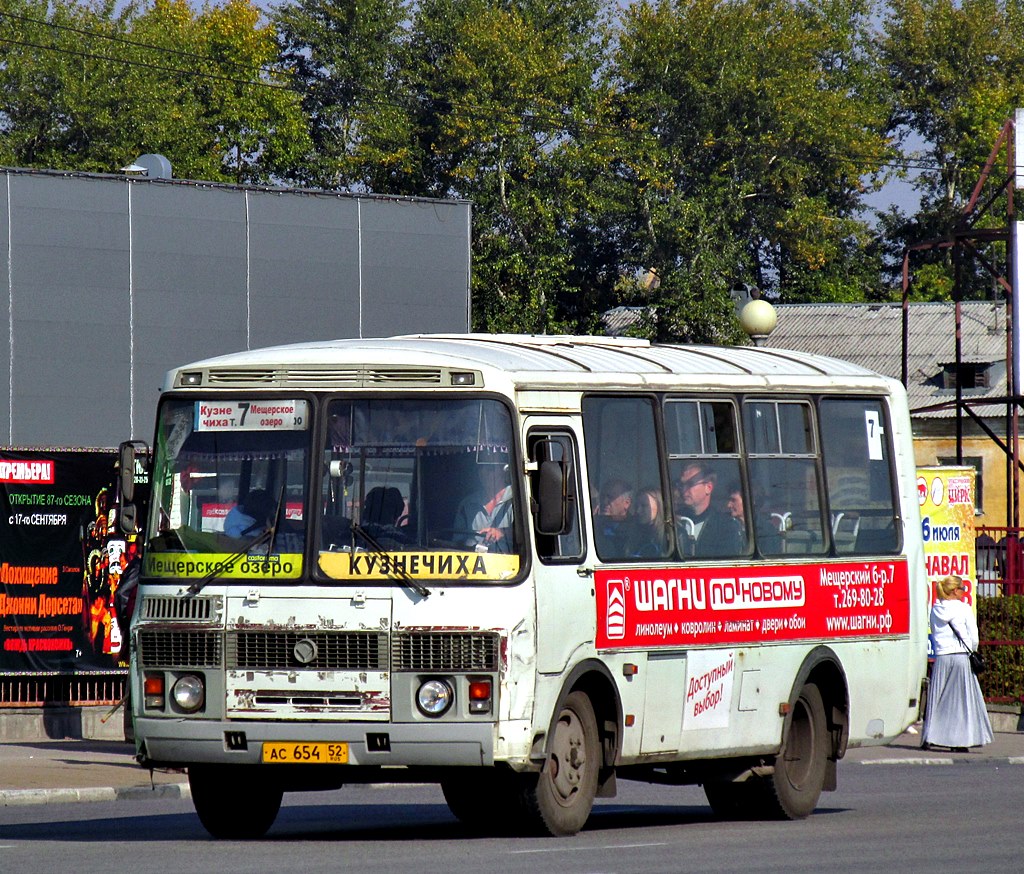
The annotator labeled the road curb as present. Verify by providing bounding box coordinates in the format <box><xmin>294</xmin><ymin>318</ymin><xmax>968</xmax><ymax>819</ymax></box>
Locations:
<box><xmin>0</xmin><ymin>782</ymin><xmax>190</xmax><ymax>807</ymax></box>
<box><xmin>857</xmin><ymin>755</ymin><xmax>1024</xmax><ymax>767</ymax></box>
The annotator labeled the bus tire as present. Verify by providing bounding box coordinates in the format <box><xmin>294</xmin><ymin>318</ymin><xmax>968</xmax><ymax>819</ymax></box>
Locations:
<box><xmin>442</xmin><ymin>770</ymin><xmax>523</xmax><ymax>833</ymax></box>
<box><xmin>703</xmin><ymin>780</ymin><xmax>760</xmax><ymax>819</ymax></box>
<box><xmin>189</xmin><ymin>765</ymin><xmax>283</xmax><ymax>839</ymax></box>
<box><xmin>765</xmin><ymin>682</ymin><xmax>828</xmax><ymax>819</ymax></box>
<box><xmin>521</xmin><ymin>690</ymin><xmax>600</xmax><ymax>836</ymax></box>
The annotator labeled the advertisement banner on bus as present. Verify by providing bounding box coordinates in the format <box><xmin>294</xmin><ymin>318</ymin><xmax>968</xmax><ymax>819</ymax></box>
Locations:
<box><xmin>595</xmin><ymin>559</ymin><xmax>911</xmax><ymax>649</ymax></box>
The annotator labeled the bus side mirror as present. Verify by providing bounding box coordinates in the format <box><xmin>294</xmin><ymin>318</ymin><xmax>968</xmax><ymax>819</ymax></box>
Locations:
<box><xmin>119</xmin><ymin>442</ymin><xmax>138</xmax><ymax>502</ymax></box>
<box><xmin>536</xmin><ymin>458</ymin><xmax>568</xmax><ymax>535</ymax></box>
<box><xmin>118</xmin><ymin>440</ymin><xmax>149</xmax><ymax>535</ymax></box>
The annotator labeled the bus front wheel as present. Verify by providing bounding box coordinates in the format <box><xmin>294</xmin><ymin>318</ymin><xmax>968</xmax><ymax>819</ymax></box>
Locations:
<box><xmin>442</xmin><ymin>770</ymin><xmax>524</xmax><ymax>833</ymax></box>
<box><xmin>521</xmin><ymin>690</ymin><xmax>600</xmax><ymax>836</ymax></box>
<box><xmin>189</xmin><ymin>765</ymin><xmax>283</xmax><ymax>839</ymax></box>
<box><xmin>766</xmin><ymin>682</ymin><xmax>828</xmax><ymax>819</ymax></box>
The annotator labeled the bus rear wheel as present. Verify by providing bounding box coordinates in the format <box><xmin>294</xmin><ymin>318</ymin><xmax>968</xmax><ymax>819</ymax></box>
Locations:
<box><xmin>520</xmin><ymin>690</ymin><xmax>600</xmax><ymax>836</ymax></box>
<box><xmin>703</xmin><ymin>779</ymin><xmax>761</xmax><ymax>819</ymax></box>
<box><xmin>765</xmin><ymin>682</ymin><xmax>828</xmax><ymax>819</ymax></box>
<box><xmin>189</xmin><ymin>765</ymin><xmax>283</xmax><ymax>839</ymax></box>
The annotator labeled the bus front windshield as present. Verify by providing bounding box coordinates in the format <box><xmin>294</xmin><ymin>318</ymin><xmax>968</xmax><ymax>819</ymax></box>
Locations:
<box><xmin>144</xmin><ymin>399</ymin><xmax>310</xmax><ymax>582</ymax></box>
<box><xmin>318</xmin><ymin>398</ymin><xmax>522</xmax><ymax>584</ymax></box>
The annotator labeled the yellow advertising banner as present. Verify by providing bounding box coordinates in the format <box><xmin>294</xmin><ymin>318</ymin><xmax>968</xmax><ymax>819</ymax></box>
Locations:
<box><xmin>917</xmin><ymin>465</ymin><xmax>976</xmax><ymax>614</ymax></box>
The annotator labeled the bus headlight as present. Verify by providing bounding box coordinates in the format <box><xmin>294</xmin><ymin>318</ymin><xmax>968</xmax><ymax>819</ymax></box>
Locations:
<box><xmin>171</xmin><ymin>675</ymin><xmax>205</xmax><ymax>712</ymax></box>
<box><xmin>416</xmin><ymin>679</ymin><xmax>454</xmax><ymax>717</ymax></box>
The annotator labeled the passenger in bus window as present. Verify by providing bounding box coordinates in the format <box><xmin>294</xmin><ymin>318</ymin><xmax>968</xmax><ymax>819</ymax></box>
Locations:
<box><xmin>630</xmin><ymin>486</ymin><xmax>668</xmax><ymax>557</ymax></box>
<box><xmin>726</xmin><ymin>481</ymin><xmax>780</xmax><ymax>555</ymax></box>
<box><xmin>677</xmin><ymin>463</ymin><xmax>743</xmax><ymax>558</ymax></box>
<box><xmin>725</xmin><ymin>483</ymin><xmax>746</xmax><ymax>541</ymax></box>
<box><xmin>454</xmin><ymin>460</ymin><xmax>514</xmax><ymax>552</ymax></box>
<box><xmin>595</xmin><ymin>479</ymin><xmax>634</xmax><ymax>557</ymax></box>
<box><xmin>225</xmin><ymin>489</ymin><xmax>274</xmax><ymax>538</ymax></box>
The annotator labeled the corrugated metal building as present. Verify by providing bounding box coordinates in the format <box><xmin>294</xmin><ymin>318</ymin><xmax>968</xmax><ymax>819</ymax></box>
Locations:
<box><xmin>0</xmin><ymin>167</ymin><xmax>472</xmax><ymax>448</ymax></box>
<box><xmin>764</xmin><ymin>301</ymin><xmax>1009</xmax><ymax>524</ymax></box>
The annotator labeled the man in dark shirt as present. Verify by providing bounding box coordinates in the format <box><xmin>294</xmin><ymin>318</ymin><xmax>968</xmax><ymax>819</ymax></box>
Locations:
<box><xmin>677</xmin><ymin>463</ymin><xmax>744</xmax><ymax>558</ymax></box>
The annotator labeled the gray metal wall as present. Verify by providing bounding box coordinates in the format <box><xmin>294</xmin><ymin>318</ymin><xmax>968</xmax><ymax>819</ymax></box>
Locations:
<box><xmin>0</xmin><ymin>169</ymin><xmax>471</xmax><ymax>448</ymax></box>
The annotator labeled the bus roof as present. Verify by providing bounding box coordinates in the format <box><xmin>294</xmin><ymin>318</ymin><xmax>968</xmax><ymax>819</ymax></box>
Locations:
<box><xmin>165</xmin><ymin>334</ymin><xmax>896</xmax><ymax>392</ymax></box>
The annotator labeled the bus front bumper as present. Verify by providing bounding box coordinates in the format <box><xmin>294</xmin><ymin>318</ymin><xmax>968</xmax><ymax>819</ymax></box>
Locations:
<box><xmin>134</xmin><ymin>717</ymin><xmax>496</xmax><ymax>769</ymax></box>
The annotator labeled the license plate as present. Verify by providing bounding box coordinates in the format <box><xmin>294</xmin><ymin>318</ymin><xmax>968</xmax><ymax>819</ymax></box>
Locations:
<box><xmin>262</xmin><ymin>742</ymin><xmax>348</xmax><ymax>764</ymax></box>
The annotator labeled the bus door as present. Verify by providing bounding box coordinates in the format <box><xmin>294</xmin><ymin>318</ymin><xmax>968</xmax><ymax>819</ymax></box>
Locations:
<box><xmin>525</xmin><ymin>423</ymin><xmax>588</xmax><ymax>675</ymax></box>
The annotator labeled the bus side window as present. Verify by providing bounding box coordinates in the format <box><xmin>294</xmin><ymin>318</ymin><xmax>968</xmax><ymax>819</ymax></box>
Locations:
<box><xmin>582</xmin><ymin>396</ymin><xmax>668</xmax><ymax>562</ymax></box>
<box><xmin>665</xmin><ymin>398</ymin><xmax>747</xmax><ymax>559</ymax></box>
<box><xmin>820</xmin><ymin>398</ymin><xmax>900</xmax><ymax>555</ymax></box>
<box><xmin>528</xmin><ymin>431</ymin><xmax>583</xmax><ymax>562</ymax></box>
<box><xmin>744</xmin><ymin>400</ymin><xmax>827</xmax><ymax>557</ymax></box>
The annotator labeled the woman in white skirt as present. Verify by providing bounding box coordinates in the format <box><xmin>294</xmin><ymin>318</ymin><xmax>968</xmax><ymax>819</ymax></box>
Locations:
<box><xmin>922</xmin><ymin>574</ymin><xmax>993</xmax><ymax>752</ymax></box>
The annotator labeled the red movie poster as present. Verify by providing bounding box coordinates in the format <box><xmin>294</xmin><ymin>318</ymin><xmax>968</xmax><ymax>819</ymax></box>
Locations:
<box><xmin>0</xmin><ymin>449</ymin><xmax>137</xmax><ymax>672</ymax></box>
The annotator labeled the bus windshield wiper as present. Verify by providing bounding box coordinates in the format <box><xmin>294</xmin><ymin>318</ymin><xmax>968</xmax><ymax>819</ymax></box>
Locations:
<box><xmin>182</xmin><ymin>525</ymin><xmax>275</xmax><ymax>597</ymax></box>
<box><xmin>184</xmin><ymin>486</ymin><xmax>287</xmax><ymax>597</ymax></box>
<box><xmin>352</xmin><ymin>523</ymin><xmax>430</xmax><ymax>599</ymax></box>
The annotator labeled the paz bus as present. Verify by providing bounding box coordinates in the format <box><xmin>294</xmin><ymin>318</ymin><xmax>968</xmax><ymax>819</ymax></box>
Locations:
<box><xmin>117</xmin><ymin>334</ymin><xmax>928</xmax><ymax>838</ymax></box>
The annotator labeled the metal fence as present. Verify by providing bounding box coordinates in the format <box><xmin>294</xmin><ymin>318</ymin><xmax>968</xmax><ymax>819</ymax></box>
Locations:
<box><xmin>0</xmin><ymin>673</ymin><xmax>126</xmax><ymax>707</ymax></box>
<box><xmin>977</xmin><ymin>527</ymin><xmax>1024</xmax><ymax>597</ymax></box>
<box><xmin>975</xmin><ymin>528</ymin><xmax>1024</xmax><ymax>703</ymax></box>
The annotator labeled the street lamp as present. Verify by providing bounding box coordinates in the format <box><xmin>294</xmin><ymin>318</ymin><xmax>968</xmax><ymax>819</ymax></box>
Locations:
<box><xmin>739</xmin><ymin>298</ymin><xmax>778</xmax><ymax>347</ymax></box>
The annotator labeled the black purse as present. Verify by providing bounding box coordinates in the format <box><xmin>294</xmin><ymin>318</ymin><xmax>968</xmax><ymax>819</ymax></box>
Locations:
<box><xmin>949</xmin><ymin>621</ymin><xmax>985</xmax><ymax>676</ymax></box>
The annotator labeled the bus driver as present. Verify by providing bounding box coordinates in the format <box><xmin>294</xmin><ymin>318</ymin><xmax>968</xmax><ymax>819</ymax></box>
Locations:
<box><xmin>454</xmin><ymin>461</ymin><xmax>514</xmax><ymax>553</ymax></box>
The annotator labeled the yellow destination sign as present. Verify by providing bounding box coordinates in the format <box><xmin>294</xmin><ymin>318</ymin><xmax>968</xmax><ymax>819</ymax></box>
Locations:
<box><xmin>319</xmin><ymin>550</ymin><xmax>520</xmax><ymax>581</ymax></box>
<box><xmin>144</xmin><ymin>552</ymin><xmax>303</xmax><ymax>579</ymax></box>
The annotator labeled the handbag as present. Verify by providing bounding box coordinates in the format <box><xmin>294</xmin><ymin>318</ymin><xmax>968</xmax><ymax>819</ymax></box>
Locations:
<box><xmin>949</xmin><ymin>621</ymin><xmax>985</xmax><ymax>676</ymax></box>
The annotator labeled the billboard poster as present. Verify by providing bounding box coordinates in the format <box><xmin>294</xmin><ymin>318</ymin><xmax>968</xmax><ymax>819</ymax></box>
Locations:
<box><xmin>595</xmin><ymin>558</ymin><xmax>911</xmax><ymax>650</ymax></box>
<box><xmin>917</xmin><ymin>465</ymin><xmax>976</xmax><ymax>657</ymax></box>
<box><xmin>916</xmin><ymin>466</ymin><xmax>976</xmax><ymax>609</ymax></box>
<box><xmin>0</xmin><ymin>449</ymin><xmax>134</xmax><ymax>672</ymax></box>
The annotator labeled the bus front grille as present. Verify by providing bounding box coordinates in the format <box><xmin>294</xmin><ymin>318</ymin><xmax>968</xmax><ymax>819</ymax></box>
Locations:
<box><xmin>392</xmin><ymin>632</ymin><xmax>499</xmax><ymax>672</ymax></box>
<box><xmin>138</xmin><ymin>630</ymin><xmax>222</xmax><ymax>667</ymax></box>
<box><xmin>142</xmin><ymin>595</ymin><xmax>219</xmax><ymax>622</ymax></box>
<box><xmin>226</xmin><ymin>631</ymin><xmax>389</xmax><ymax>671</ymax></box>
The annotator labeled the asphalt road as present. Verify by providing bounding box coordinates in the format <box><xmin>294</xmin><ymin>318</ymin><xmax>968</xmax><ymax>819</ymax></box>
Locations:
<box><xmin>1</xmin><ymin>759</ymin><xmax>1018</xmax><ymax>874</ymax></box>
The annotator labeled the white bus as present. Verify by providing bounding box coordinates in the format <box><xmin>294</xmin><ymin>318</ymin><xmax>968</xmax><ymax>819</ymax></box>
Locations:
<box><xmin>118</xmin><ymin>334</ymin><xmax>928</xmax><ymax>838</ymax></box>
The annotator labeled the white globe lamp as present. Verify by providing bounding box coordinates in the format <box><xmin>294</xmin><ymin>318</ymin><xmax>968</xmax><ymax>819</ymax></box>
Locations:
<box><xmin>739</xmin><ymin>299</ymin><xmax>778</xmax><ymax>347</ymax></box>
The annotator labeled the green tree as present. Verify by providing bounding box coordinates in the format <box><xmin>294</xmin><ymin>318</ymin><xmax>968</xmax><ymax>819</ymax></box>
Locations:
<box><xmin>274</xmin><ymin>0</ymin><xmax>410</xmax><ymax>190</ymax></box>
<box><xmin>401</xmin><ymin>0</ymin><xmax>618</xmax><ymax>332</ymax></box>
<box><xmin>0</xmin><ymin>0</ymin><xmax>307</xmax><ymax>183</ymax></box>
<box><xmin>609</xmin><ymin>0</ymin><xmax>893</xmax><ymax>339</ymax></box>
<box><xmin>879</xmin><ymin>0</ymin><xmax>1024</xmax><ymax>300</ymax></box>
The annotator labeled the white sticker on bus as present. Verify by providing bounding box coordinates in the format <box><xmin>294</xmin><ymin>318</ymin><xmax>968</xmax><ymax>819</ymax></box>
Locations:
<box><xmin>194</xmin><ymin>400</ymin><xmax>308</xmax><ymax>431</ymax></box>
<box><xmin>684</xmin><ymin>649</ymin><xmax>735</xmax><ymax>730</ymax></box>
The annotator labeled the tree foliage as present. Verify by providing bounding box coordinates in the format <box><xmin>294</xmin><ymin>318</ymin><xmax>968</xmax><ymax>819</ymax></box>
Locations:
<box><xmin>0</xmin><ymin>0</ymin><xmax>308</xmax><ymax>182</ymax></box>
<box><xmin>1</xmin><ymin>0</ymin><xmax>1023</xmax><ymax>335</ymax></box>
<box><xmin>878</xmin><ymin>0</ymin><xmax>1024</xmax><ymax>299</ymax></box>
<box><xmin>610</xmin><ymin>0</ymin><xmax>892</xmax><ymax>334</ymax></box>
